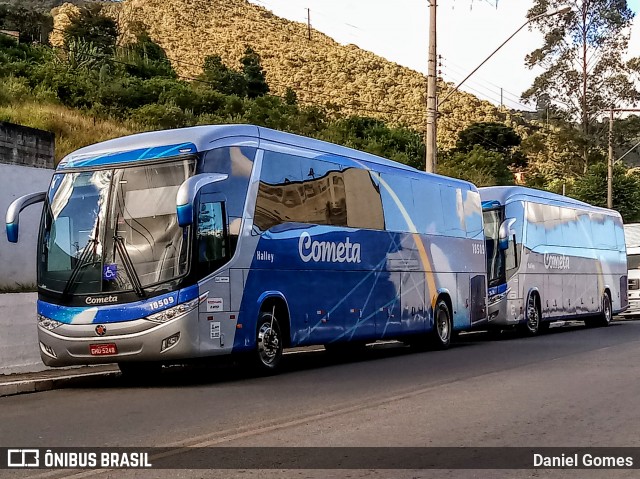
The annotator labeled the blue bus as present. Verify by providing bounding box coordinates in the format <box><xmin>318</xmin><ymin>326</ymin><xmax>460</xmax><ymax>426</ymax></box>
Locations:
<box><xmin>481</xmin><ymin>186</ymin><xmax>627</xmax><ymax>334</ymax></box>
<box><xmin>6</xmin><ymin>125</ymin><xmax>488</xmax><ymax>374</ymax></box>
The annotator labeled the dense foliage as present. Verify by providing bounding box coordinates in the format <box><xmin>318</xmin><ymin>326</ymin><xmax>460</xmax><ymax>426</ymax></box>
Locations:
<box><xmin>0</xmin><ymin>7</ymin><xmax>424</xmax><ymax>169</ymax></box>
<box><xmin>524</xmin><ymin>0</ymin><xmax>640</xmax><ymax>172</ymax></box>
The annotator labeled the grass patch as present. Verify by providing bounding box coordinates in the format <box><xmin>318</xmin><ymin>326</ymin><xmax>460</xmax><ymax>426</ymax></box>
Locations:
<box><xmin>0</xmin><ymin>101</ymin><xmax>136</xmax><ymax>163</ymax></box>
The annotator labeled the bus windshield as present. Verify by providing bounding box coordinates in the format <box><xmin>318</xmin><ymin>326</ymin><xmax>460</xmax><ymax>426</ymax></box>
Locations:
<box><xmin>38</xmin><ymin>159</ymin><xmax>196</xmax><ymax>295</ymax></box>
<box><xmin>483</xmin><ymin>207</ymin><xmax>505</xmax><ymax>288</ymax></box>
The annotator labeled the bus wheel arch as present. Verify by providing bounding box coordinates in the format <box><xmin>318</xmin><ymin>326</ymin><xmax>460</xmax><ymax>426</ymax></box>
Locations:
<box><xmin>431</xmin><ymin>292</ymin><xmax>453</xmax><ymax>349</ymax></box>
<box><xmin>521</xmin><ymin>289</ymin><xmax>542</xmax><ymax>336</ymax></box>
<box><xmin>258</xmin><ymin>294</ymin><xmax>291</xmax><ymax>348</ymax></box>
<box><xmin>600</xmin><ymin>289</ymin><xmax>613</xmax><ymax>327</ymax></box>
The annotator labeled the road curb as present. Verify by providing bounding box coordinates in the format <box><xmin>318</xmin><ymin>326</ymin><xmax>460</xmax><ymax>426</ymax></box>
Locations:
<box><xmin>0</xmin><ymin>368</ymin><xmax>119</xmax><ymax>398</ymax></box>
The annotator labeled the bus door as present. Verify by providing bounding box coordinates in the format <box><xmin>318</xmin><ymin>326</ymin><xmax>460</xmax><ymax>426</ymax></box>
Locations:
<box><xmin>195</xmin><ymin>191</ymin><xmax>231</xmax><ymax>349</ymax></box>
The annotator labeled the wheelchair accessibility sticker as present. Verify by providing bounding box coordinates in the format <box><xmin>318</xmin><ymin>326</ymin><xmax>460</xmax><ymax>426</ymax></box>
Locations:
<box><xmin>103</xmin><ymin>264</ymin><xmax>117</xmax><ymax>281</ymax></box>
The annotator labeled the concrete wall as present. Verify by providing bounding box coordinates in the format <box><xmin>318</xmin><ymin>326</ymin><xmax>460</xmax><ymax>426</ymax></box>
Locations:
<box><xmin>0</xmin><ymin>126</ymin><xmax>54</xmax><ymax>374</ymax></box>
<box><xmin>0</xmin><ymin>164</ymin><xmax>53</xmax><ymax>287</ymax></box>
<box><xmin>0</xmin><ymin>122</ymin><xmax>54</xmax><ymax>169</ymax></box>
<box><xmin>0</xmin><ymin>122</ymin><xmax>54</xmax><ymax>288</ymax></box>
<box><xmin>0</xmin><ymin>293</ymin><xmax>45</xmax><ymax>374</ymax></box>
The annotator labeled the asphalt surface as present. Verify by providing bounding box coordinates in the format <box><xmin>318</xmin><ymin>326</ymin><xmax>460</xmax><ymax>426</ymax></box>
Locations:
<box><xmin>2</xmin><ymin>320</ymin><xmax>640</xmax><ymax>479</ymax></box>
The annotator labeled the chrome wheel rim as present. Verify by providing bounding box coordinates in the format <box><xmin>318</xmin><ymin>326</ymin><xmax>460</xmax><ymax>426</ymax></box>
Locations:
<box><xmin>436</xmin><ymin>307</ymin><xmax>450</xmax><ymax>343</ymax></box>
<box><xmin>604</xmin><ymin>297</ymin><xmax>612</xmax><ymax>324</ymax></box>
<box><xmin>526</xmin><ymin>297</ymin><xmax>539</xmax><ymax>332</ymax></box>
<box><xmin>258</xmin><ymin>321</ymin><xmax>280</xmax><ymax>365</ymax></box>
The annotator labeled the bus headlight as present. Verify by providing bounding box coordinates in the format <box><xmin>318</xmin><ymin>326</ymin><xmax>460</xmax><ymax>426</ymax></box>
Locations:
<box><xmin>488</xmin><ymin>293</ymin><xmax>507</xmax><ymax>306</ymax></box>
<box><xmin>146</xmin><ymin>296</ymin><xmax>203</xmax><ymax>324</ymax></box>
<box><xmin>38</xmin><ymin>314</ymin><xmax>63</xmax><ymax>331</ymax></box>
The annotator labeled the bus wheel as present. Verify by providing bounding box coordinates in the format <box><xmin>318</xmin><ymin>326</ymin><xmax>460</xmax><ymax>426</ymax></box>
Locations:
<box><xmin>430</xmin><ymin>299</ymin><xmax>452</xmax><ymax>349</ymax></box>
<box><xmin>255</xmin><ymin>311</ymin><xmax>284</xmax><ymax>372</ymax></box>
<box><xmin>521</xmin><ymin>294</ymin><xmax>540</xmax><ymax>336</ymax></box>
<box><xmin>597</xmin><ymin>293</ymin><xmax>613</xmax><ymax>327</ymax></box>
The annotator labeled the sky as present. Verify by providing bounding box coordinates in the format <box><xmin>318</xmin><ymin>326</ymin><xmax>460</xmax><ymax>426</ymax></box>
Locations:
<box><xmin>248</xmin><ymin>0</ymin><xmax>640</xmax><ymax>112</ymax></box>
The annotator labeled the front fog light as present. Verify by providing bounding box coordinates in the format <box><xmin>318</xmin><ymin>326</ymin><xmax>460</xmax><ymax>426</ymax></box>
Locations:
<box><xmin>161</xmin><ymin>333</ymin><xmax>180</xmax><ymax>352</ymax></box>
<box><xmin>40</xmin><ymin>342</ymin><xmax>57</xmax><ymax>358</ymax></box>
<box><xmin>38</xmin><ymin>314</ymin><xmax>63</xmax><ymax>331</ymax></box>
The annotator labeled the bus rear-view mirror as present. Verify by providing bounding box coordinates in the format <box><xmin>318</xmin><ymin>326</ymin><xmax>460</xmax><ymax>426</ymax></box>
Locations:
<box><xmin>5</xmin><ymin>192</ymin><xmax>46</xmax><ymax>243</ymax></box>
<box><xmin>498</xmin><ymin>218</ymin><xmax>517</xmax><ymax>250</ymax></box>
<box><xmin>176</xmin><ymin>173</ymin><xmax>228</xmax><ymax>227</ymax></box>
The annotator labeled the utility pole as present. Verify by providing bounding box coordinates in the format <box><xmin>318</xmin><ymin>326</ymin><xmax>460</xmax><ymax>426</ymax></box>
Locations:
<box><xmin>306</xmin><ymin>8</ymin><xmax>312</xmax><ymax>41</ymax></box>
<box><xmin>425</xmin><ymin>0</ymin><xmax>437</xmax><ymax>173</ymax></box>
<box><xmin>608</xmin><ymin>107</ymin><xmax>614</xmax><ymax>209</ymax></box>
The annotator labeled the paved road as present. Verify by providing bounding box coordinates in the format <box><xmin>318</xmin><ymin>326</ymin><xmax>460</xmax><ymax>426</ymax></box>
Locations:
<box><xmin>3</xmin><ymin>320</ymin><xmax>640</xmax><ymax>479</ymax></box>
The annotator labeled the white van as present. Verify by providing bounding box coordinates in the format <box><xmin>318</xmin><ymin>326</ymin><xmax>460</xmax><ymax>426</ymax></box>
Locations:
<box><xmin>624</xmin><ymin>224</ymin><xmax>640</xmax><ymax>315</ymax></box>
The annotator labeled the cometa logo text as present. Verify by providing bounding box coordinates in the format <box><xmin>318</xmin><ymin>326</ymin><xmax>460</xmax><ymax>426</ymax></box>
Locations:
<box><xmin>298</xmin><ymin>232</ymin><xmax>361</xmax><ymax>264</ymax></box>
<box><xmin>85</xmin><ymin>295</ymin><xmax>118</xmax><ymax>305</ymax></box>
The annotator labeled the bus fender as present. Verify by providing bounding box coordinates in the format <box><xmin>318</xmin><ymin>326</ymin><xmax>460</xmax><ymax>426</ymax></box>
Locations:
<box><xmin>431</xmin><ymin>288</ymin><xmax>452</xmax><ymax>327</ymax></box>
<box><xmin>256</xmin><ymin>291</ymin><xmax>291</xmax><ymax>317</ymax></box>
<box><xmin>600</xmin><ymin>285</ymin><xmax>612</xmax><ymax>309</ymax></box>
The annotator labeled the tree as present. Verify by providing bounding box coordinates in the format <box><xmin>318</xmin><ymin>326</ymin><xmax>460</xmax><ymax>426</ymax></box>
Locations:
<box><xmin>240</xmin><ymin>47</ymin><xmax>269</xmax><ymax>99</ymax></box>
<box><xmin>523</xmin><ymin>1</ymin><xmax>640</xmax><ymax>172</ymax></box>
<box><xmin>0</xmin><ymin>4</ymin><xmax>52</xmax><ymax>44</ymax></box>
<box><xmin>284</xmin><ymin>87</ymin><xmax>297</xmax><ymax>105</ymax></box>
<box><xmin>438</xmin><ymin>146</ymin><xmax>514</xmax><ymax>187</ymax></box>
<box><xmin>454</xmin><ymin>122</ymin><xmax>527</xmax><ymax>170</ymax></box>
<box><xmin>318</xmin><ymin>116</ymin><xmax>424</xmax><ymax>170</ymax></box>
<box><xmin>572</xmin><ymin>162</ymin><xmax>640</xmax><ymax>221</ymax></box>
<box><xmin>64</xmin><ymin>5</ymin><xmax>118</xmax><ymax>54</ymax></box>
<box><xmin>119</xmin><ymin>27</ymin><xmax>176</xmax><ymax>79</ymax></box>
<box><xmin>198</xmin><ymin>55</ymin><xmax>247</xmax><ymax>97</ymax></box>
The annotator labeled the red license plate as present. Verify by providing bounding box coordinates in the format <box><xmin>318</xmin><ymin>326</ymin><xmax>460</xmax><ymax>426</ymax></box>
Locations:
<box><xmin>89</xmin><ymin>343</ymin><xmax>118</xmax><ymax>356</ymax></box>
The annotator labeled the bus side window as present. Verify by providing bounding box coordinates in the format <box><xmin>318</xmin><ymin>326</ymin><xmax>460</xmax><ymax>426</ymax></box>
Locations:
<box><xmin>544</xmin><ymin>205</ymin><xmax>563</xmax><ymax>246</ymax></box>
<box><xmin>344</xmin><ymin>167</ymin><xmax>384</xmax><ymax>230</ymax></box>
<box><xmin>379</xmin><ymin>173</ymin><xmax>417</xmax><ymax>232</ymax></box>
<box><xmin>602</xmin><ymin>214</ymin><xmax>618</xmax><ymax>250</ymax></box>
<box><xmin>614</xmin><ymin>217</ymin><xmax>625</xmax><ymax>251</ymax></box>
<box><xmin>254</xmin><ymin>151</ymin><xmax>303</xmax><ymax>231</ymax></box>
<box><xmin>577</xmin><ymin>212</ymin><xmax>593</xmax><ymax>248</ymax></box>
<box><xmin>440</xmin><ymin>186</ymin><xmax>466</xmax><ymax>238</ymax></box>
<box><xmin>590</xmin><ymin>213</ymin><xmax>609</xmax><ymax>249</ymax></box>
<box><xmin>505</xmin><ymin>201</ymin><xmax>524</xmax><ymax>279</ymax></box>
<box><xmin>286</xmin><ymin>157</ymin><xmax>349</xmax><ymax>227</ymax></box>
<box><xmin>463</xmin><ymin>190</ymin><xmax>483</xmax><ymax>240</ymax></box>
<box><xmin>525</xmin><ymin>202</ymin><xmax>545</xmax><ymax>250</ymax></box>
<box><xmin>412</xmin><ymin>179</ymin><xmax>444</xmax><ymax>235</ymax></box>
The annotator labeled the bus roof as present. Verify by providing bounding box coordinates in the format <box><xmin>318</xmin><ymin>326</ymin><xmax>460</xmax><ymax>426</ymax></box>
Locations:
<box><xmin>479</xmin><ymin>186</ymin><xmax>621</xmax><ymax>218</ymax></box>
<box><xmin>57</xmin><ymin>124</ymin><xmax>473</xmax><ymax>190</ymax></box>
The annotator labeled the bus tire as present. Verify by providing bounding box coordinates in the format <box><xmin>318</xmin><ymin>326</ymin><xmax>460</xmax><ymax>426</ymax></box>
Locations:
<box><xmin>430</xmin><ymin>299</ymin><xmax>452</xmax><ymax>349</ymax></box>
<box><xmin>520</xmin><ymin>294</ymin><xmax>541</xmax><ymax>336</ymax></box>
<box><xmin>254</xmin><ymin>311</ymin><xmax>284</xmax><ymax>373</ymax></box>
<box><xmin>596</xmin><ymin>292</ymin><xmax>613</xmax><ymax>327</ymax></box>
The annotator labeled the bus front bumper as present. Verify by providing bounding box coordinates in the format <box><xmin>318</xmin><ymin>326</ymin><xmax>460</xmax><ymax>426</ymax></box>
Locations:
<box><xmin>486</xmin><ymin>293</ymin><xmax>523</xmax><ymax>327</ymax></box>
<box><xmin>37</xmin><ymin>309</ymin><xmax>201</xmax><ymax>367</ymax></box>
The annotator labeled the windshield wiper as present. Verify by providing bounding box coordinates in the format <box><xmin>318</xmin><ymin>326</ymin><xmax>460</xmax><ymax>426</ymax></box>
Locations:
<box><xmin>113</xmin><ymin>235</ymin><xmax>145</xmax><ymax>297</ymax></box>
<box><xmin>61</xmin><ymin>216</ymin><xmax>101</xmax><ymax>298</ymax></box>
